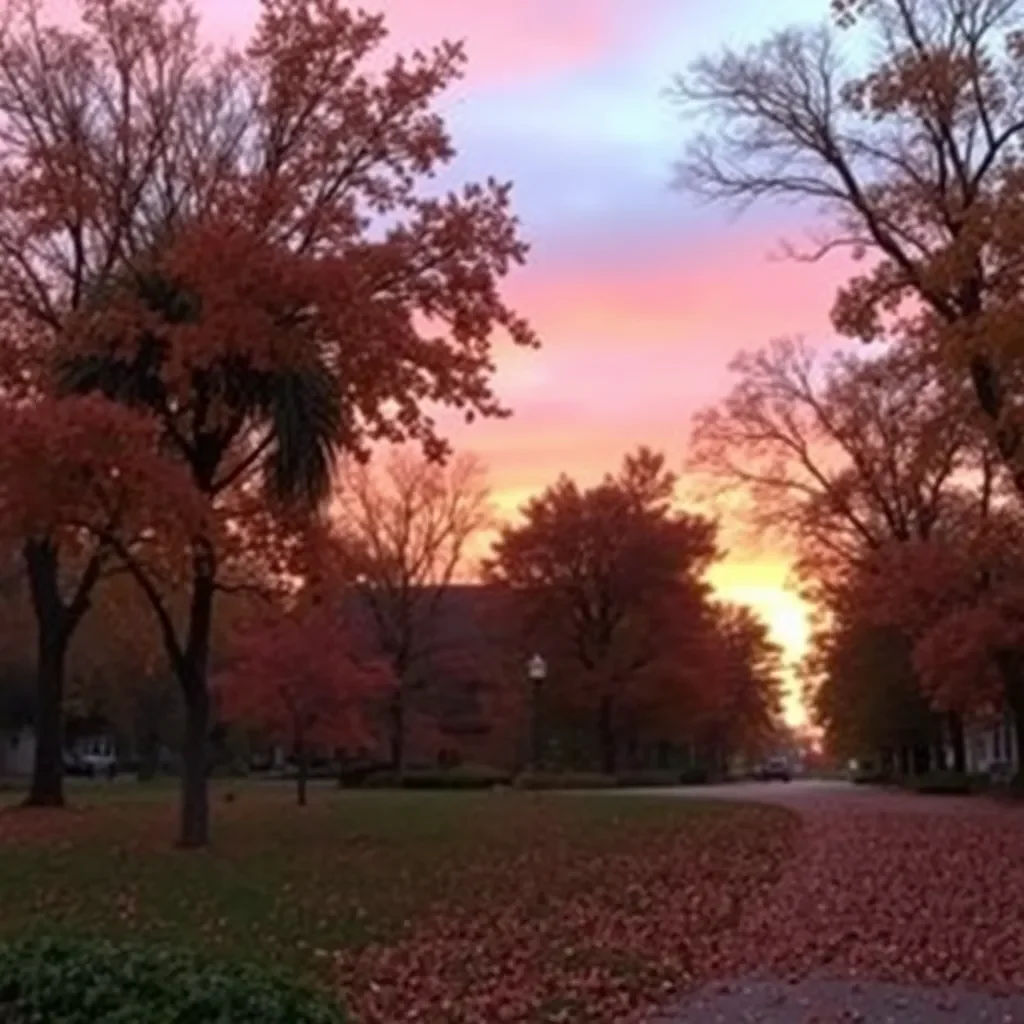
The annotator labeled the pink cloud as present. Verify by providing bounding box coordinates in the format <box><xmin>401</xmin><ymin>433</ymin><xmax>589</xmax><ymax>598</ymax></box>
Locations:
<box><xmin>173</xmin><ymin>0</ymin><xmax>673</xmax><ymax>88</ymax></box>
<box><xmin>506</xmin><ymin>224</ymin><xmax>852</xmax><ymax>358</ymax></box>
<box><xmin>370</xmin><ymin>0</ymin><xmax>672</xmax><ymax>85</ymax></box>
<box><xmin>440</xmin><ymin>221</ymin><xmax>855</xmax><ymax>507</ymax></box>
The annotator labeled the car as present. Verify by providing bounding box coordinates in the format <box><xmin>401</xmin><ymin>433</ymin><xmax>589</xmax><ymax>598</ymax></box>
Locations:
<box><xmin>755</xmin><ymin>756</ymin><xmax>792</xmax><ymax>782</ymax></box>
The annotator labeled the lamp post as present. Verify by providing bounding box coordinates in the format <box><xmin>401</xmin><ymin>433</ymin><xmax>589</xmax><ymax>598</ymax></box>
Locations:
<box><xmin>527</xmin><ymin>654</ymin><xmax>547</xmax><ymax>773</ymax></box>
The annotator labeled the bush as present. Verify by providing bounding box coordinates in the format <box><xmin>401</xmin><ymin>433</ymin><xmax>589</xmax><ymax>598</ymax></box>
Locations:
<box><xmin>910</xmin><ymin>770</ymin><xmax>975</xmax><ymax>795</ymax></box>
<box><xmin>336</xmin><ymin>760</ymin><xmax>390</xmax><ymax>787</ymax></box>
<box><xmin>359</xmin><ymin>765</ymin><xmax>511</xmax><ymax>790</ymax></box>
<box><xmin>513</xmin><ymin>772</ymin><xmax>616</xmax><ymax>791</ymax></box>
<box><xmin>0</xmin><ymin>936</ymin><xmax>346</xmax><ymax>1023</ymax></box>
<box><xmin>400</xmin><ymin>765</ymin><xmax>511</xmax><ymax>790</ymax></box>
<box><xmin>999</xmin><ymin>770</ymin><xmax>1024</xmax><ymax>799</ymax></box>
<box><xmin>614</xmin><ymin>770</ymin><xmax>684</xmax><ymax>788</ymax></box>
<box><xmin>677</xmin><ymin>766</ymin><xmax>711</xmax><ymax>786</ymax></box>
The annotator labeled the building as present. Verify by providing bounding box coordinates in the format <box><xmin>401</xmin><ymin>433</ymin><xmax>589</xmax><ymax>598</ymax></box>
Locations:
<box><xmin>964</xmin><ymin>712</ymin><xmax>1020</xmax><ymax>776</ymax></box>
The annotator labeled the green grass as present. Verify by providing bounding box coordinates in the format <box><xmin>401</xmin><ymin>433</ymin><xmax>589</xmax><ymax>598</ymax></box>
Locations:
<box><xmin>0</xmin><ymin>782</ymin><xmax>758</xmax><ymax>972</ymax></box>
<box><xmin>0</xmin><ymin>780</ymin><xmax>798</xmax><ymax>1021</ymax></box>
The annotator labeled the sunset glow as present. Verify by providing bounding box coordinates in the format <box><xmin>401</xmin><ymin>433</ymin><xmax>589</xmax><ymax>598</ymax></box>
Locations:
<box><xmin>180</xmin><ymin>0</ymin><xmax>850</xmax><ymax>724</ymax></box>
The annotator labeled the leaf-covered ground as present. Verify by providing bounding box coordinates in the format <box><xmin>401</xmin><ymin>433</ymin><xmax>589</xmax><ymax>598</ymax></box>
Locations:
<box><xmin>654</xmin><ymin>785</ymin><xmax>1024</xmax><ymax>1022</ymax></box>
<box><xmin>706</xmin><ymin>791</ymin><xmax>1024</xmax><ymax>991</ymax></box>
<box><xmin>0</xmin><ymin>782</ymin><xmax>796</xmax><ymax>1022</ymax></box>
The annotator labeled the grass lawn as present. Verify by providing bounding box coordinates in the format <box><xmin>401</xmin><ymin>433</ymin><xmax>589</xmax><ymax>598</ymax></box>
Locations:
<box><xmin>0</xmin><ymin>780</ymin><xmax>797</xmax><ymax>1023</ymax></box>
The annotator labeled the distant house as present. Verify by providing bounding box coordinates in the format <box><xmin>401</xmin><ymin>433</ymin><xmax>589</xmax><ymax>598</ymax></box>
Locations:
<box><xmin>964</xmin><ymin>713</ymin><xmax>1019</xmax><ymax>775</ymax></box>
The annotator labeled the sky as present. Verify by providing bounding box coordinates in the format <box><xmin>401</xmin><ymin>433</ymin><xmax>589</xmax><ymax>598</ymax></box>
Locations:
<box><xmin>201</xmin><ymin>0</ymin><xmax>850</xmax><ymax>724</ymax></box>
<box><xmin>357</xmin><ymin>0</ymin><xmax>845</xmax><ymax>724</ymax></box>
<box><xmin>55</xmin><ymin>0</ymin><xmax>855</xmax><ymax>724</ymax></box>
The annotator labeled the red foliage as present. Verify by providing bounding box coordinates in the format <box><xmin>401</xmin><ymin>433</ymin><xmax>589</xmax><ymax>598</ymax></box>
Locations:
<box><xmin>487</xmin><ymin>448</ymin><xmax>721</xmax><ymax>766</ymax></box>
<box><xmin>0</xmin><ymin>394</ymin><xmax>204</xmax><ymax>564</ymax></box>
<box><xmin>853</xmin><ymin>521</ymin><xmax>1024</xmax><ymax>715</ymax></box>
<box><xmin>217</xmin><ymin>602</ymin><xmax>394</xmax><ymax>757</ymax></box>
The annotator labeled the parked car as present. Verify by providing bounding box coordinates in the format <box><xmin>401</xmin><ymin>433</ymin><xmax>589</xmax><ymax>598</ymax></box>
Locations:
<box><xmin>79</xmin><ymin>750</ymin><xmax>117</xmax><ymax>777</ymax></box>
<box><xmin>755</xmin><ymin>756</ymin><xmax>791</xmax><ymax>782</ymax></box>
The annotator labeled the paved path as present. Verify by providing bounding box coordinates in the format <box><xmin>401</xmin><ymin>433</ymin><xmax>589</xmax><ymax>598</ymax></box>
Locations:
<box><xmin>643</xmin><ymin>782</ymin><xmax>1024</xmax><ymax>1023</ymax></box>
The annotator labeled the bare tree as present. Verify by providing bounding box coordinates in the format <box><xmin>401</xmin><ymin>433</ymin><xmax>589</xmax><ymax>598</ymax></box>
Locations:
<box><xmin>332</xmin><ymin>449</ymin><xmax>493</xmax><ymax>772</ymax></box>
<box><xmin>688</xmin><ymin>338</ymin><xmax>998</xmax><ymax>770</ymax></box>
<box><xmin>688</xmin><ymin>339</ymin><xmax>987</xmax><ymax>591</ymax></box>
<box><xmin>669</xmin><ymin>0</ymin><xmax>1024</xmax><ymax>490</ymax></box>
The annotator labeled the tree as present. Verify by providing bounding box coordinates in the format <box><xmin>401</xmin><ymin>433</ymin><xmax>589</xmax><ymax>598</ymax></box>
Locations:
<box><xmin>487</xmin><ymin>448</ymin><xmax>720</xmax><ymax>774</ymax></box>
<box><xmin>689</xmin><ymin>340</ymin><xmax>980</xmax><ymax>574</ymax></box>
<box><xmin>805</xmin><ymin>604</ymin><xmax>938</xmax><ymax>771</ymax></box>
<box><xmin>670</xmin><ymin>0</ymin><xmax>1024</xmax><ymax>512</ymax></box>
<box><xmin>0</xmin><ymin>393</ymin><xmax>202</xmax><ymax>805</ymax></box>
<box><xmin>686</xmin><ymin>337</ymin><xmax>992</xmax><ymax>768</ymax></box>
<box><xmin>332</xmin><ymin>450</ymin><xmax>493</xmax><ymax>773</ymax></box>
<box><xmin>216</xmin><ymin>599</ymin><xmax>391</xmax><ymax>806</ymax></box>
<box><xmin>67</xmin><ymin>570</ymin><xmax>263</xmax><ymax>779</ymax></box>
<box><xmin>0</xmin><ymin>0</ymin><xmax>533</xmax><ymax>845</ymax></box>
<box><xmin>697</xmin><ymin>602</ymin><xmax>786</xmax><ymax>772</ymax></box>
<box><xmin>852</xmin><ymin>501</ymin><xmax>1024</xmax><ymax>759</ymax></box>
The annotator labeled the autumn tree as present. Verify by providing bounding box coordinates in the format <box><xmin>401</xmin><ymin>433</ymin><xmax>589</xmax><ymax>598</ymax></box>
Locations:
<box><xmin>852</xmin><ymin>498</ymin><xmax>1024</xmax><ymax>763</ymax></box>
<box><xmin>487</xmin><ymin>448</ymin><xmax>719</xmax><ymax>774</ymax></box>
<box><xmin>217</xmin><ymin>599</ymin><xmax>391</xmax><ymax>806</ymax></box>
<box><xmin>0</xmin><ymin>392</ymin><xmax>203</xmax><ymax>805</ymax></box>
<box><xmin>670</xmin><ymin>0</ymin><xmax>1024</xmax><ymax>468</ymax></box>
<box><xmin>331</xmin><ymin>450</ymin><xmax>493</xmax><ymax>773</ymax></box>
<box><xmin>804</xmin><ymin>602</ymin><xmax>938</xmax><ymax>771</ymax></box>
<box><xmin>687</xmin><ymin>338</ymin><xmax>994</xmax><ymax>767</ymax></box>
<box><xmin>671</xmin><ymin>0</ymin><xmax>1024</xmax><ymax>764</ymax></box>
<box><xmin>67</xmin><ymin>570</ymin><xmax>264</xmax><ymax>779</ymax></box>
<box><xmin>696</xmin><ymin>602</ymin><xmax>786</xmax><ymax>773</ymax></box>
<box><xmin>0</xmin><ymin>0</ymin><xmax>532</xmax><ymax>845</ymax></box>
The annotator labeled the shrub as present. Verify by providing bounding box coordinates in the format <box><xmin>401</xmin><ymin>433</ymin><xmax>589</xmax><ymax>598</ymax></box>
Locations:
<box><xmin>910</xmin><ymin>770</ymin><xmax>975</xmax><ymax>795</ymax></box>
<box><xmin>513</xmin><ymin>772</ymin><xmax>616</xmax><ymax>791</ymax></box>
<box><xmin>851</xmin><ymin>768</ymin><xmax>892</xmax><ymax>786</ymax></box>
<box><xmin>336</xmin><ymin>761</ymin><xmax>390</xmax><ymax>787</ymax></box>
<box><xmin>677</xmin><ymin>766</ymin><xmax>711</xmax><ymax>786</ymax></box>
<box><xmin>400</xmin><ymin>765</ymin><xmax>511</xmax><ymax>790</ymax></box>
<box><xmin>0</xmin><ymin>935</ymin><xmax>346</xmax><ymax>1023</ymax></box>
<box><xmin>614</xmin><ymin>770</ymin><xmax>684</xmax><ymax>788</ymax></box>
<box><xmin>1003</xmin><ymin>771</ymin><xmax>1024</xmax><ymax>799</ymax></box>
<box><xmin>358</xmin><ymin>765</ymin><xmax>511</xmax><ymax>790</ymax></box>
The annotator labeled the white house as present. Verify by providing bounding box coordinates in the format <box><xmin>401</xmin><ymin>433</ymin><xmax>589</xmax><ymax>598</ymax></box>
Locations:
<box><xmin>964</xmin><ymin>712</ymin><xmax>1019</xmax><ymax>776</ymax></box>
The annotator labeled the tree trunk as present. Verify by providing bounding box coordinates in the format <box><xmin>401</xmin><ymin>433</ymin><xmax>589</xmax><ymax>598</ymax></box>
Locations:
<box><xmin>1007</xmin><ymin>688</ymin><xmax>1024</xmax><ymax>780</ymax></box>
<box><xmin>176</xmin><ymin>561</ymin><xmax>216</xmax><ymax>850</ymax></box>
<box><xmin>296</xmin><ymin>742</ymin><xmax>308</xmax><ymax>807</ymax></box>
<box><xmin>1011</xmin><ymin>704</ymin><xmax>1024</xmax><ymax>779</ymax></box>
<box><xmin>25</xmin><ymin>620</ymin><xmax>68</xmax><ymax>808</ymax></box>
<box><xmin>389</xmin><ymin>691</ymin><xmax>405</xmax><ymax>777</ymax></box>
<box><xmin>597</xmin><ymin>696</ymin><xmax>616</xmax><ymax>775</ymax></box>
<box><xmin>948</xmin><ymin>711</ymin><xmax>966</xmax><ymax>774</ymax></box>
<box><xmin>178</xmin><ymin>686</ymin><xmax>210</xmax><ymax>849</ymax></box>
<box><xmin>137</xmin><ymin>730</ymin><xmax>159</xmax><ymax>782</ymax></box>
<box><xmin>22</xmin><ymin>541</ymin><xmax>72</xmax><ymax>810</ymax></box>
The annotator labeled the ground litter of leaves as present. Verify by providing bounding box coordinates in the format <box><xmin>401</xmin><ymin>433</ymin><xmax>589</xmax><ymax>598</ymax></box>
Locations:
<box><xmin>655</xmin><ymin>788</ymin><xmax>1024</xmax><ymax>1023</ymax></box>
<box><xmin>0</xmin><ymin>783</ymin><xmax>796</xmax><ymax>1023</ymax></box>
<box><xmin>8</xmin><ymin>784</ymin><xmax>1022</xmax><ymax>1023</ymax></box>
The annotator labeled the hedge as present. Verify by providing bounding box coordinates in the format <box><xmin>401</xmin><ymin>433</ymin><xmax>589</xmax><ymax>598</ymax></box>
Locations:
<box><xmin>0</xmin><ymin>936</ymin><xmax>346</xmax><ymax>1023</ymax></box>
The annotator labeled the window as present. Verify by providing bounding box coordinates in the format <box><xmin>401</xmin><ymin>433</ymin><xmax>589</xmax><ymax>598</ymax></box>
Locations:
<box><xmin>994</xmin><ymin>726</ymin><xmax>1004</xmax><ymax>762</ymax></box>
